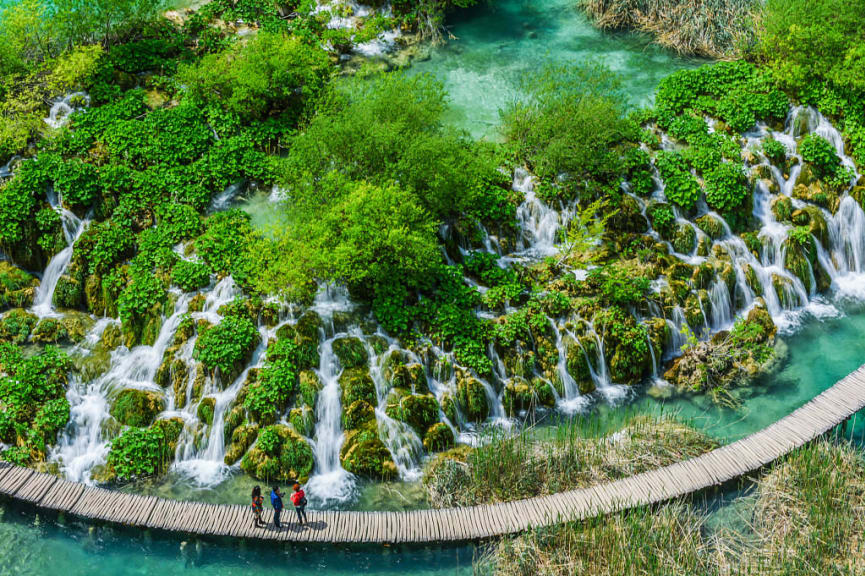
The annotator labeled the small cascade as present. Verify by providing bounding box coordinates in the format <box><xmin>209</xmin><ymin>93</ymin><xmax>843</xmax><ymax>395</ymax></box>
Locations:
<box><xmin>707</xmin><ymin>279</ymin><xmax>734</xmax><ymax>331</ymax></box>
<box><xmin>306</xmin><ymin>336</ymin><xmax>356</xmax><ymax>507</ymax></box>
<box><xmin>44</xmin><ymin>92</ymin><xmax>89</xmax><ymax>129</ymax></box>
<box><xmin>208</xmin><ymin>181</ymin><xmax>245</xmax><ymax>213</ymax></box>
<box><xmin>31</xmin><ymin>202</ymin><xmax>88</xmax><ymax>317</ymax></box>
<box><xmin>511</xmin><ymin>167</ymin><xmax>570</xmax><ymax>259</ymax></box>
<box><xmin>53</xmin><ymin>291</ymin><xmax>194</xmax><ymax>482</ymax></box>
<box><xmin>365</xmin><ymin>336</ymin><xmax>424</xmax><ymax>480</ymax></box>
<box><xmin>549</xmin><ymin>320</ymin><xmax>586</xmax><ymax>414</ymax></box>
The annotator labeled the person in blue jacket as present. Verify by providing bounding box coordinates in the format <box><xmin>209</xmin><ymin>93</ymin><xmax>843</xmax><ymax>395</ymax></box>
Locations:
<box><xmin>270</xmin><ymin>485</ymin><xmax>284</xmax><ymax>529</ymax></box>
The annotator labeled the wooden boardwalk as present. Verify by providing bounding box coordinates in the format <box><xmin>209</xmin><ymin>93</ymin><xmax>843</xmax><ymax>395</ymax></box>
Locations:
<box><xmin>2</xmin><ymin>364</ymin><xmax>865</xmax><ymax>544</ymax></box>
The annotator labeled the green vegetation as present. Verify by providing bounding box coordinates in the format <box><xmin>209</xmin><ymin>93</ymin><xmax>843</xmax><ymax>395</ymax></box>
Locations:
<box><xmin>579</xmin><ymin>0</ymin><xmax>758</xmax><ymax>57</ymax></box>
<box><xmin>423</xmin><ymin>415</ymin><xmax>716</xmax><ymax>507</ymax></box>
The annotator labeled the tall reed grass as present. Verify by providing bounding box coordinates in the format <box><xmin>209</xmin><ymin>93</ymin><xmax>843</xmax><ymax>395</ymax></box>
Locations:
<box><xmin>577</xmin><ymin>0</ymin><xmax>758</xmax><ymax>58</ymax></box>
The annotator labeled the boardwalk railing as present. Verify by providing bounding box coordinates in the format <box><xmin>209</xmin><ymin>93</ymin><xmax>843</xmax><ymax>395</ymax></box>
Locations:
<box><xmin>2</xmin><ymin>365</ymin><xmax>865</xmax><ymax>543</ymax></box>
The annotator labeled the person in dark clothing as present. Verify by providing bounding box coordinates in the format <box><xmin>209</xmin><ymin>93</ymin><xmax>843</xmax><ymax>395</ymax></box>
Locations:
<box><xmin>270</xmin><ymin>485</ymin><xmax>283</xmax><ymax>529</ymax></box>
<box><xmin>291</xmin><ymin>482</ymin><xmax>308</xmax><ymax>525</ymax></box>
<box><xmin>251</xmin><ymin>485</ymin><xmax>265</xmax><ymax>528</ymax></box>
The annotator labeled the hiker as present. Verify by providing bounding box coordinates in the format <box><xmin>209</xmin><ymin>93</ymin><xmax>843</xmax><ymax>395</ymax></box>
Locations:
<box><xmin>291</xmin><ymin>482</ymin><xmax>308</xmax><ymax>525</ymax></box>
<box><xmin>251</xmin><ymin>485</ymin><xmax>265</xmax><ymax>528</ymax></box>
<box><xmin>270</xmin><ymin>485</ymin><xmax>284</xmax><ymax>529</ymax></box>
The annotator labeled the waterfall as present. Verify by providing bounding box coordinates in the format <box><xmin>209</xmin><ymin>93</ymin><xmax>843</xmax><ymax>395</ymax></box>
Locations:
<box><xmin>306</xmin><ymin>336</ymin><xmax>356</xmax><ymax>507</ymax></box>
<box><xmin>44</xmin><ymin>92</ymin><xmax>89</xmax><ymax>129</ymax></box>
<box><xmin>31</xmin><ymin>203</ymin><xmax>88</xmax><ymax>317</ymax></box>
<box><xmin>52</xmin><ymin>290</ymin><xmax>194</xmax><ymax>482</ymax></box>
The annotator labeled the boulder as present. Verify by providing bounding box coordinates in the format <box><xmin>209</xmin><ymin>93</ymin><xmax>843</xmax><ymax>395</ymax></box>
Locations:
<box><xmin>110</xmin><ymin>389</ymin><xmax>164</xmax><ymax>427</ymax></box>
<box><xmin>241</xmin><ymin>424</ymin><xmax>314</xmax><ymax>482</ymax></box>
<box><xmin>456</xmin><ymin>376</ymin><xmax>490</xmax><ymax>422</ymax></box>
<box><xmin>332</xmin><ymin>336</ymin><xmax>368</xmax><ymax>369</ymax></box>
<box><xmin>339</xmin><ymin>423</ymin><xmax>397</xmax><ymax>480</ymax></box>
<box><xmin>423</xmin><ymin>423</ymin><xmax>455</xmax><ymax>453</ymax></box>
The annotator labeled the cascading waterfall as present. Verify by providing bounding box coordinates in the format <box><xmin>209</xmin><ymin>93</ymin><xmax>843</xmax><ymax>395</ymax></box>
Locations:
<box><xmin>31</xmin><ymin>194</ymin><xmax>88</xmax><ymax>317</ymax></box>
<box><xmin>43</xmin><ymin>92</ymin><xmax>89</xmax><ymax>130</ymax></box>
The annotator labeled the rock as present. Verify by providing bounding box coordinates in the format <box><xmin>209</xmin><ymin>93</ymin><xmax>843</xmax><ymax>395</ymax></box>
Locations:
<box><xmin>298</xmin><ymin>370</ymin><xmax>322</xmax><ymax>408</ymax></box>
<box><xmin>153</xmin><ymin>417</ymin><xmax>184</xmax><ymax>453</ymax></box>
<box><xmin>241</xmin><ymin>424</ymin><xmax>314</xmax><ymax>482</ymax></box>
<box><xmin>502</xmin><ymin>378</ymin><xmax>555</xmax><ymax>416</ymax></box>
<box><xmin>197</xmin><ymin>397</ymin><xmax>215</xmax><ymax>426</ymax></box>
<box><xmin>791</xmin><ymin>206</ymin><xmax>830</xmax><ymax>249</ymax></box>
<box><xmin>440</xmin><ymin>392</ymin><xmax>457</xmax><ymax>424</ymax></box>
<box><xmin>339</xmin><ymin>367</ymin><xmax>376</xmax><ymax>406</ymax></box>
<box><xmin>695</xmin><ymin>214</ymin><xmax>726</xmax><ymax>240</ymax></box>
<box><xmin>423</xmin><ymin>423</ymin><xmax>455</xmax><ymax>452</ymax></box>
<box><xmin>100</xmin><ymin>323</ymin><xmax>123</xmax><ymax>350</ymax></box>
<box><xmin>851</xmin><ymin>186</ymin><xmax>865</xmax><ymax>212</ymax></box>
<box><xmin>224</xmin><ymin>424</ymin><xmax>258</xmax><ymax>466</ymax></box>
<box><xmin>771</xmin><ymin>196</ymin><xmax>793</xmax><ymax>223</ymax></box>
<box><xmin>792</xmin><ymin>181</ymin><xmax>839</xmax><ymax>213</ymax></box>
<box><xmin>332</xmin><ymin>337</ymin><xmax>368</xmax><ymax>369</ymax></box>
<box><xmin>0</xmin><ymin>308</ymin><xmax>37</xmax><ymax>343</ymax></box>
<box><xmin>456</xmin><ymin>376</ymin><xmax>490</xmax><ymax>422</ymax></box>
<box><xmin>110</xmin><ymin>389</ymin><xmax>164</xmax><ymax>427</ymax></box>
<box><xmin>672</xmin><ymin>223</ymin><xmax>696</xmax><ymax>254</ymax></box>
<box><xmin>389</xmin><ymin>393</ymin><xmax>439</xmax><ymax>435</ymax></box>
<box><xmin>0</xmin><ymin>262</ymin><xmax>38</xmax><ymax>310</ymax></box>
<box><xmin>339</xmin><ymin>424</ymin><xmax>397</xmax><ymax>480</ymax></box>
<box><xmin>608</xmin><ymin>194</ymin><xmax>648</xmax><ymax>233</ymax></box>
<box><xmin>289</xmin><ymin>405</ymin><xmax>315</xmax><ymax>437</ymax></box>
<box><xmin>389</xmin><ymin>362</ymin><xmax>428</xmax><ymax>394</ymax></box>
<box><xmin>343</xmin><ymin>399</ymin><xmax>375</xmax><ymax>430</ymax></box>
<box><xmin>565</xmin><ymin>340</ymin><xmax>596</xmax><ymax>395</ymax></box>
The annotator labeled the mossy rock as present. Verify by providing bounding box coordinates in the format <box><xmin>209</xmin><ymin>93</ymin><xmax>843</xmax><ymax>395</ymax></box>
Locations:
<box><xmin>32</xmin><ymin>312</ymin><xmax>94</xmax><ymax>345</ymax></box>
<box><xmin>241</xmin><ymin>424</ymin><xmax>314</xmax><ymax>483</ymax></box>
<box><xmin>772</xmin><ymin>274</ymin><xmax>798</xmax><ymax>309</ymax></box>
<box><xmin>298</xmin><ymin>370</ymin><xmax>322</xmax><ymax>408</ymax></box>
<box><xmin>274</xmin><ymin>317</ymin><xmax>320</xmax><ymax>371</ymax></box>
<box><xmin>423</xmin><ymin>423</ymin><xmax>455</xmax><ymax>452</ymax></box>
<box><xmin>32</xmin><ymin>318</ymin><xmax>69</xmax><ymax>344</ymax></box>
<box><xmin>456</xmin><ymin>377</ymin><xmax>490</xmax><ymax>422</ymax></box>
<box><xmin>53</xmin><ymin>271</ymin><xmax>84</xmax><ymax>309</ymax></box>
<box><xmin>683</xmin><ymin>293</ymin><xmax>706</xmax><ymax>330</ymax></box>
<box><xmin>339</xmin><ymin>424</ymin><xmax>397</xmax><ymax>480</ymax></box>
<box><xmin>771</xmin><ymin>196</ymin><xmax>794</xmax><ymax>223</ymax></box>
<box><xmin>342</xmin><ymin>399</ymin><xmax>375</xmax><ymax>431</ymax></box>
<box><xmin>389</xmin><ymin>393</ymin><xmax>439</xmax><ymax>435</ymax></box>
<box><xmin>110</xmin><ymin>389</ymin><xmax>164</xmax><ymax>427</ymax></box>
<box><xmin>74</xmin><ymin>344</ymin><xmax>112</xmax><ymax>381</ymax></box>
<box><xmin>339</xmin><ymin>367</ymin><xmax>376</xmax><ymax>406</ymax></box>
<box><xmin>440</xmin><ymin>392</ymin><xmax>457</xmax><ymax>424</ymax></box>
<box><xmin>225</xmin><ymin>424</ymin><xmax>259</xmax><ymax>466</ymax></box>
<box><xmin>672</xmin><ymin>223</ymin><xmax>696</xmax><ymax>254</ymax></box>
<box><xmin>782</xmin><ymin>236</ymin><xmax>818</xmax><ymax>294</ymax></box>
<box><xmin>0</xmin><ymin>262</ymin><xmax>38</xmax><ymax>310</ymax></box>
<box><xmin>608</xmin><ymin>193</ymin><xmax>648</xmax><ymax>233</ymax></box>
<box><xmin>197</xmin><ymin>397</ymin><xmax>216</xmax><ymax>426</ymax></box>
<box><xmin>851</xmin><ymin>186</ymin><xmax>865</xmax><ymax>212</ymax></box>
<box><xmin>695</xmin><ymin>214</ymin><xmax>726</xmax><ymax>240</ymax></box>
<box><xmin>289</xmin><ymin>405</ymin><xmax>316</xmax><ymax>437</ymax></box>
<box><xmin>100</xmin><ymin>323</ymin><xmax>123</xmax><ymax>350</ymax></box>
<box><xmin>791</xmin><ymin>206</ymin><xmax>830</xmax><ymax>249</ymax></box>
<box><xmin>332</xmin><ymin>337</ymin><xmax>368</xmax><ymax>369</ymax></box>
<box><xmin>223</xmin><ymin>405</ymin><xmax>245</xmax><ymax>444</ymax></box>
<box><xmin>503</xmin><ymin>378</ymin><xmax>555</xmax><ymax>416</ymax></box>
<box><xmin>565</xmin><ymin>341</ymin><xmax>596</xmax><ymax>395</ymax></box>
<box><xmin>188</xmin><ymin>293</ymin><xmax>206</xmax><ymax>313</ymax></box>
<box><xmin>153</xmin><ymin>417</ymin><xmax>185</xmax><ymax>453</ymax></box>
<box><xmin>792</xmin><ymin>182</ymin><xmax>839</xmax><ymax>213</ymax></box>
<box><xmin>389</xmin><ymin>362</ymin><xmax>428</xmax><ymax>394</ymax></box>
<box><xmin>0</xmin><ymin>308</ymin><xmax>37</xmax><ymax>343</ymax></box>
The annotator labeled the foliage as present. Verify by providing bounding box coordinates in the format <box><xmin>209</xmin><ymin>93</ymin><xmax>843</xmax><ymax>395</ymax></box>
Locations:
<box><xmin>244</xmin><ymin>338</ymin><xmax>300</xmax><ymax>424</ymax></box>
<box><xmin>502</xmin><ymin>63</ymin><xmax>636</xmax><ymax>198</ymax></box>
<box><xmin>194</xmin><ymin>315</ymin><xmax>259</xmax><ymax>376</ymax></box>
<box><xmin>761</xmin><ymin>137</ymin><xmax>787</xmax><ymax>165</ymax></box>
<box><xmin>171</xmin><ymin>260</ymin><xmax>211</xmax><ymax>292</ymax></box>
<box><xmin>106</xmin><ymin>426</ymin><xmax>169</xmax><ymax>481</ymax></box>
<box><xmin>704</xmin><ymin>162</ymin><xmax>749</xmax><ymax>212</ymax></box>
<box><xmin>654</xmin><ymin>151</ymin><xmax>700</xmax><ymax>209</ymax></box>
<box><xmin>196</xmin><ymin>210</ymin><xmax>255</xmax><ymax>278</ymax></box>
<box><xmin>623</xmin><ymin>147</ymin><xmax>655</xmax><ymax>196</ymax></box>
<box><xmin>797</xmin><ymin>134</ymin><xmax>841</xmax><ymax>180</ymax></box>
<box><xmin>587</xmin><ymin>265</ymin><xmax>651</xmax><ymax>307</ymax></box>
<box><xmin>0</xmin><ymin>344</ymin><xmax>71</xmax><ymax>464</ymax></box>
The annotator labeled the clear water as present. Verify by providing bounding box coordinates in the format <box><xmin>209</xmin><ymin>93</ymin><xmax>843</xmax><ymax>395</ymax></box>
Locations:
<box><xmin>408</xmin><ymin>0</ymin><xmax>703</xmax><ymax>138</ymax></box>
<box><xmin>0</xmin><ymin>500</ymin><xmax>474</xmax><ymax>575</ymax></box>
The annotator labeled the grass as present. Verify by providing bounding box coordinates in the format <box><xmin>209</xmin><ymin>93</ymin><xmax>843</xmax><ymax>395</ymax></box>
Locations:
<box><xmin>577</xmin><ymin>0</ymin><xmax>758</xmax><ymax>58</ymax></box>
<box><xmin>423</xmin><ymin>413</ymin><xmax>718</xmax><ymax>508</ymax></box>
<box><xmin>476</xmin><ymin>437</ymin><xmax>865</xmax><ymax>575</ymax></box>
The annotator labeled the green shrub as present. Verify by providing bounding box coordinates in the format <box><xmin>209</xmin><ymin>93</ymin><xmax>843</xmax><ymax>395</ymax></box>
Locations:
<box><xmin>171</xmin><ymin>260</ymin><xmax>211</xmax><ymax>292</ymax></box>
<box><xmin>762</xmin><ymin>137</ymin><xmax>787</xmax><ymax>165</ymax></box>
<box><xmin>107</xmin><ymin>426</ymin><xmax>170</xmax><ymax>481</ymax></box>
<box><xmin>704</xmin><ymin>162</ymin><xmax>750</xmax><ymax>212</ymax></box>
<box><xmin>655</xmin><ymin>151</ymin><xmax>700</xmax><ymax>209</ymax></box>
<box><xmin>194</xmin><ymin>315</ymin><xmax>259</xmax><ymax>377</ymax></box>
<box><xmin>798</xmin><ymin>134</ymin><xmax>841</xmax><ymax>179</ymax></box>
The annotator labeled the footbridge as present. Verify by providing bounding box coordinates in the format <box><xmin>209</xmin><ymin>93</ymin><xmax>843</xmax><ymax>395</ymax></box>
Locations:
<box><xmin>2</xmin><ymin>365</ymin><xmax>865</xmax><ymax>543</ymax></box>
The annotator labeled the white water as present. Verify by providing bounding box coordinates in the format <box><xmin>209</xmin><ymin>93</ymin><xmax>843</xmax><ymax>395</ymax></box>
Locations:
<box><xmin>31</xmin><ymin>200</ymin><xmax>88</xmax><ymax>317</ymax></box>
<box><xmin>44</xmin><ymin>93</ymin><xmax>89</xmax><ymax>129</ymax></box>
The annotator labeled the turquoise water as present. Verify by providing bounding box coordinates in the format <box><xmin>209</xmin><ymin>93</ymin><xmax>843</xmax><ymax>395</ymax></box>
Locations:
<box><xmin>0</xmin><ymin>500</ymin><xmax>475</xmax><ymax>575</ymax></box>
<box><xmin>408</xmin><ymin>0</ymin><xmax>703</xmax><ymax>138</ymax></box>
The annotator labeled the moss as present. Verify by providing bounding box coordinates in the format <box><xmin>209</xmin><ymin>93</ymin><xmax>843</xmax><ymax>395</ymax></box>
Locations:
<box><xmin>332</xmin><ymin>336</ymin><xmax>368</xmax><ymax>369</ymax></box>
<box><xmin>197</xmin><ymin>396</ymin><xmax>215</xmax><ymax>426</ymax></box>
<box><xmin>503</xmin><ymin>377</ymin><xmax>555</xmax><ymax>416</ymax></box>
<box><xmin>100</xmin><ymin>323</ymin><xmax>123</xmax><ymax>350</ymax></box>
<box><xmin>32</xmin><ymin>312</ymin><xmax>93</xmax><ymax>345</ymax></box>
<box><xmin>339</xmin><ymin>423</ymin><xmax>397</xmax><ymax>480</ymax></box>
<box><xmin>224</xmin><ymin>424</ymin><xmax>258</xmax><ymax>466</ymax></box>
<box><xmin>0</xmin><ymin>262</ymin><xmax>38</xmax><ymax>310</ymax></box>
<box><xmin>792</xmin><ymin>206</ymin><xmax>830</xmax><ymax>249</ymax></box>
<box><xmin>289</xmin><ymin>405</ymin><xmax>316</xmax><ymax>437</ymax></box>
<box><xmin>223</xmin><ymin>405</ymin><xmax>245</xmax><ymax>444</ymax></box>
<box><xmin>0</xmin><ymin>308</ymin><xmax>37</xmax><ymax>343</ymax></box>
<box><xmin>783</xmin><ymin>236</ymin><xmax>817</xmax><ymax>294</ymax></box>
<box><xmin>672</xmin><ymin>223</ymin><xmax>696</xmax><ymax>254</ymax></box>
<box><xmin>423</xmin><ymin>423</ymin><xmax>455</xmax><ymax>452</ymax></box>
<box><xmin>389</xmin><ymin>393</ymin><xmax>440</xmax><ymax>435</ymax></box>
<box><xmin>440</xmin><ymin>392</ymin><xmax>457</xmax><ymax>424</ymax></box>
<box><xmin>456</xmin><ymin>376</ymin><xmax>490</xmax><ymax>422</ymax></box>
<box><xmin>695</xmin><ymin>214</ymin><xmax>726</xmax><ymax>239</ymax></box>
<box><xmin>339</xmin><ymin>367</ymin><xmax>376</xmax><ymax>406</ymax></box>
<box><xmin>389</xmin><ymin>362</ymin><xmax>428</xmax><ymax>394</ymax></box>
<box><xmin>273</xmin><ymin>315</ymin><xmax>320</xmax><ymax>370</ymax></box>
<box><xmin>771</xmin><ymin>196</ymin><xmax>793</xmax><ymax>222</ymax></box>
<box><xmin>241</xmin><ymin>424</ymin><xmax>314</xmax><ymax>482</ymax></box>
<box><xmin>109</xmin><ymin>388</ymin><xmax>165</xmax><ymax>427</ymax></box>
<box><xmin>152</xmin><ymin>417</ymin><xmax>184</xmax><ymax>453</ymax></box>
<box><xmin>298</xmin><ymin>369</ymin><xmax>322</xmax><ymax>408</ymax></box>
<box><xmin>343</xmin><ymin>399</ymin><xmax>375</xmax><ymax>430</ymax></box>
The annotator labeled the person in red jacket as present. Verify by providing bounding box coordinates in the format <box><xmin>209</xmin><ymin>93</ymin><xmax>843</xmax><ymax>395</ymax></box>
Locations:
<box><xmin>291</xmin><ymin>482</ymin><xmax>308</xmax><ymax>525</ymax></box>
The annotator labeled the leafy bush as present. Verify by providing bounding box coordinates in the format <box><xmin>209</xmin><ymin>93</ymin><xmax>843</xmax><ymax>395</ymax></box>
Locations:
<box><xmin>196</xmin><ymin>209</ymin><xmax>254</xmax><ymax>277</ymax></box>
<box><xmin>194</xmin><ymin>315</ymin><xmax>259</xmax><ymax>376</ymax></box>
<box><xmin>171</xmin><ymin>260</ymin><xmax>211</xmax><ymax>292</ymax></box>
<box><xmin>762</xmin><ymin>137</ymin><xmax>787</xmax><ymax>165</ymax></box>
<box><xmin>107</xmin><ymin>426</ymin><xmax>169</xmax><ymax>480</ymax></box>
<box><xmin>798</xmin><ymin>134</ymin><xmax>841</xmax><ymax>179</ymax></box>
<box><xmin>588</xmin><ymin>265</ymin><xmax>651</xmax><ymax>306</ymax></box>
<box><xmin>704</xmin><ymin>162</ymin><xmax>750</xmax><ymax>212</ymax></box>
<box><xmin>647</xmin><ymin>203</ymin><xmax>676</xmax><ymax>239</ymax></box>
<box><xmin>655</xmin><ymin>151</ymin><xmax>700</xmax><ymax>209</ymax></box>
<box><xmin>244</xmin><ymin>338</ymin><xmax>300</xmax><ymax>424</ymax></box>
<box><xmin>117</xmin><ymin>268</ymin><xmax>166</xmax><ymax>322</ymax></box>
